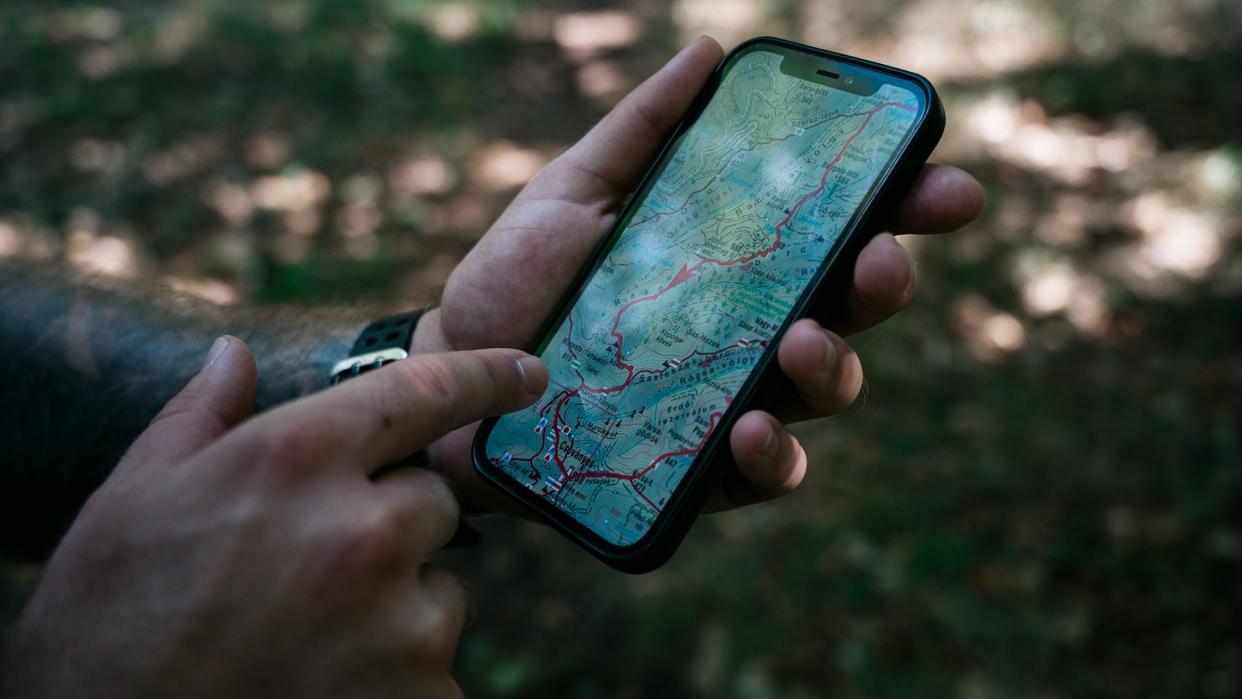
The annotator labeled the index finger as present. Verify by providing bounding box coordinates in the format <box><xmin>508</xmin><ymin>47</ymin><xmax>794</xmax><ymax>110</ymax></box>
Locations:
<box><xmin>232</xmin><ymin>349</ymin><xmax>548</xmax><ymax>475</ymax></box>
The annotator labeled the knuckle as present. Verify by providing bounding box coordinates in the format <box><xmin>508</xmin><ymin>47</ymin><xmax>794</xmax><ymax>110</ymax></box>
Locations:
<box><xmin>389</xmin><ymin>470</ymin><xmax>462</xmax><ymax>547</ymax></box>
<box><xmin>425</xmin><ymin>566</ymin><xmax>469</xmax><ymax>611</ymax></box>
<box><xmin>336</xmin><ymin>505</ymin><xmax>404</xmax><ymax>571</ymax></box>
<box><xmin>401</xmin><ymin>615</ymin><xmax>454</xmax><ymax>664</ymax></box>
<box><xmin>401</xmin><ymin>568</ymin><xmax>467</xmax><ymax>663</ymax></box>
<box><xmin>414</xmin><ymin>470</ymin><xmax>462</xmax><ymax>523</ymax></box>
<box><xmin>252</xmin><ymin>421</ymin><xmax>333</xmax><ymax>480</ymax></box>
<box><xmin>149</xmin><ymin>392</ymin><xmax>199</xmax><ymax>425</ymax></box>
<box><xmin>396</xmin><ymin>356</ymin><xmax>460</xmax><ymax>406</ymax></box>
<box><xmin>146</xmin><ymin>398</ymin><xmax>231</xmax><ymax>444</ymax></box>
<box><xmin>477</xmin><ymin>351</ymin><xmax>512</xmax><ymax>391</ymax></box>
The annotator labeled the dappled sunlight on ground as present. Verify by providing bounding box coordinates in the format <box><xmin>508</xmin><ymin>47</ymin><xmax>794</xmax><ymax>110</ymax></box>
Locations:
<box><xmin>553</xmin><ymin>10</ymin><xmax>642</xmax><ymax>57</ymax></box>
<box><xmin>423</xmin><ymin>2</ymin><xmax>483</xmax><ymax>43</ymax></box>
<box><xmin>961</xmin><ymin>94</ymin><xmax>1155</xmax><ymax>183</ymax></box>
<box><xmin>952</xmin><ymin>293</ymin><xmax>1027</xmax><ymax>361</ymax></box>
<box><xmin>65</xmin><ymin>230</ymin><xmax>137</xmax><ymax>278</ymax></box>
<box><xmin>472</xmin><ymin>140</ymin><xmax>548</xmax><ymax>191</ymax></box>
<box><xmin>1126</xmin><ymin>191</ymin><xmax>1224</xmax><ymax>278</ymax></box>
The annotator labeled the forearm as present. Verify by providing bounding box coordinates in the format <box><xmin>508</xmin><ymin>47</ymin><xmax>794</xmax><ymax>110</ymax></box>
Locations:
<box><xmin>0</xmin><ymin>261</ymin><xmax>393</xmax><ymax>557</ymax></box>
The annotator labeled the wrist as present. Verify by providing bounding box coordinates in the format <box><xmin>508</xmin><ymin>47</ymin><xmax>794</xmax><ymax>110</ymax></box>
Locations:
<box><xmin>248</xmin><ymin>310</ymin><xmax>372</xmax><ymax>411</ymax></box>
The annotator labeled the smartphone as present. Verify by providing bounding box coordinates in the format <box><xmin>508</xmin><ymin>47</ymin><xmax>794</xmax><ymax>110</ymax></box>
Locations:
<box><xmin>472</xmin><ymin>37</ymin><xmax>944</xmax><ymax>573</ymax></box>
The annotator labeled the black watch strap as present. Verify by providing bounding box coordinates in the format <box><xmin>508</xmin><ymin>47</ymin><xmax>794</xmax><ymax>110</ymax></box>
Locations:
<box><xmin>330</xmin><ymin>309</ymin><xmax>426</xmax><ymax>385</ymax></box>
<box><xmin>331</xmin><ymin>307</ymin><xmax>481</xmax><ymax>548</ymax></box>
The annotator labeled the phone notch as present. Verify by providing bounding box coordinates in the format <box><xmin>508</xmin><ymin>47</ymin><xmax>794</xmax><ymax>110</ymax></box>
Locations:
<box><xmin>778</xmin><ymin>50</ymin><xmax>878</xmax><ymax>96</ymax></box>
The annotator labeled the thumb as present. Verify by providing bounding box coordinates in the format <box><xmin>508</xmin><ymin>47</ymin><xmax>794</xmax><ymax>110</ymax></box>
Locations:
<box><xmin>118</xmin><ymin>335</ymin><xmax>258</xmax><ymax>472</ymax></box>
<box><xmin>546</xmin><ymin>36</ymin><xmax>722</xmax><ymax>201</ymax></box>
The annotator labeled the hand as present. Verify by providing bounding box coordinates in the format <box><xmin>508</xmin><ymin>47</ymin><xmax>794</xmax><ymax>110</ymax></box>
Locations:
<box><xmin>416</xmin><ymin>36</ymin><xmax>985</xmax><ymax>511</ymax></box>
<box><xmin>1</xmin><ymin>336</ymin><xmax>547</xmax><ymax>698</ymax></box>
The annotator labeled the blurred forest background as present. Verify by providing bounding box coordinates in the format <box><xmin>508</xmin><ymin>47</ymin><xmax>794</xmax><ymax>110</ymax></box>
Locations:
<box><xmin>2</xmin><ymin>0</ymin><xmax>1240</xmax><ymax>696</ymax></box>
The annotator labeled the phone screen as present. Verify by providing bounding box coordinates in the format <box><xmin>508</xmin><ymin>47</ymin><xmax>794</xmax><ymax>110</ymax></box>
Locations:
<box><xmin>481</xmin><ymin>44</ymin><xmax>925</xmax><ymax>547</ymax></box>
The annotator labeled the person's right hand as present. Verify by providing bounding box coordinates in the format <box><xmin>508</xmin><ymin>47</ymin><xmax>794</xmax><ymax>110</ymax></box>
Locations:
<box><xmin>414</xmin><ymin>37</ymin><xmax>984</xmax><ymax>513</ymax></box>
<box><xmin>1</xmin><ymin>336</ymin><xmax>547</xmax><ymax>699</ymax></box>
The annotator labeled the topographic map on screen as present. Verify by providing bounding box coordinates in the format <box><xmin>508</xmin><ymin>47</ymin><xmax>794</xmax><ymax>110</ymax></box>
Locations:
<box><xmin>484</xmin><ymin>48</ymin><xmax>921</xmax><ymax>546</ymax></box>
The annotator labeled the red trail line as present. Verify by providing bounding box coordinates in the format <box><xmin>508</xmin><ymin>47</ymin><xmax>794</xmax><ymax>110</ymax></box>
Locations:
<box><xmin>535</xmin><ymin>101</ymin><xmax>908</xmax><ymax>494</ymax></box>
<box><xmin>603</xmin><ymin>103</ymin><xmax>887</xmax><ymax>383</ymax></box>
<box><xmin>566</xmin><ymin>412</ymin><xmax>724</xmax><ymax>483</ymax></box>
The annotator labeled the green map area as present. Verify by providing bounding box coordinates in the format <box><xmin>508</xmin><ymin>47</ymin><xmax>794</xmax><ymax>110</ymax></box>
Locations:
<box><xmin>484</xmin><ymin>49</ymin><xmax>920</xmax><ymax>547</ymax></box>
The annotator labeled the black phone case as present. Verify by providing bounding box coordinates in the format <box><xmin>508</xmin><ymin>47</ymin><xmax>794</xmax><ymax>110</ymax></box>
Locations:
<box><xmin>472</xmin><ymin>36</ymin><xmax>946</xmax><ymax>574</ymax></box>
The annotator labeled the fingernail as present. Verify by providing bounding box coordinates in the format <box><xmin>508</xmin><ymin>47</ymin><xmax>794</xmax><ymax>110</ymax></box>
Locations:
<box><xmin>902</xmin><ymin>248</ymin><xmax>917</xmax><ymax>298</ymax></box>
<box><xmin>820</xmin><ymin>329</ymin><xmax>838</xmax><ymax>372</ymax></box>
<box><xmin>760</xmin><ymin>422</ymin><xmax>780</xmax><ymax>458</ymax></box>
<box><xmin>202</xmin><ymin>336</ymin><xmax>231</xmax><ymax>370</ymax></box>
<box><xmin>886</xmin><ymin>237</ymin><xmax>917</xmax><ymax>299</ymax></box>
<box><xmin>514</xmin><ymin>355</ymin><xmax>545</xmax><ymax>395</ymax></box>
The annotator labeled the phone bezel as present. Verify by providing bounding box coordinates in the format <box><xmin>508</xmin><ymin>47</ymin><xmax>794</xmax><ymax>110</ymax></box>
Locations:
<box><xmin>471</xmin><ymin>36</ymin><xmax>945</xmax><ymax>573</ymax></box>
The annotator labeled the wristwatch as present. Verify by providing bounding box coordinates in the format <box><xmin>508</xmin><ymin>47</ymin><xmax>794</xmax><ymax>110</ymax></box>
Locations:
<box><xmin>330</xmin><ymin>309</ymin><xmax>426</xmax><ymax>385</ymax></box>
<box><xmin>330</xmin><ymin>307</ymin><xmax>481</xmax><ymax>547</ymax></box>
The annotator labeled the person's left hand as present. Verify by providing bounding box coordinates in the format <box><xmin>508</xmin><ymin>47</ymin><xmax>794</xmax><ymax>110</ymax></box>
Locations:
<box><xmin>414</xmin><ymin>37</ymin><xmax>984</xmax><ymax>512</ymax></box>
<box><xmin>2</xmin><ymin>337</ymin><xmax>547</xmax><ymax>698</ymax></box>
